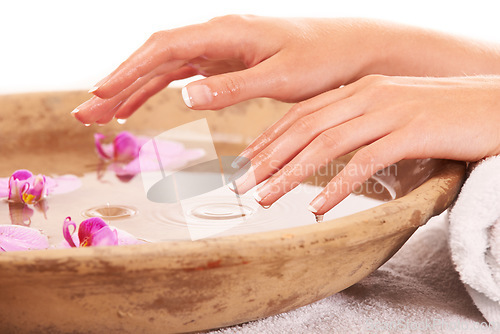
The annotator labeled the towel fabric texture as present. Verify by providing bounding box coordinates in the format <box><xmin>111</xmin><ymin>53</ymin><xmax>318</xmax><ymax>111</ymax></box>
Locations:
<box><xmin>449</xmin><ymin>155</ymin><xmax>500</xmax><ymax>325</ymax></box>
<box><xmin>209</xmin><ymin>156</ymin><xmax>500</xmax><ymax>333</ymax></box>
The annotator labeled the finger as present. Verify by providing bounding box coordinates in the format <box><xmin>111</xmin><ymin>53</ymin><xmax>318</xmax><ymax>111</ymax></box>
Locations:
<box><xmin>73</xmin><ymin>95</ymin><xmax>124</xmax><ymax>125</ymax></box>
<box><xmin>249</xmin><ymin>114</ymin><xmax>394</xmax><ymax>206</ymax></box>
<box><xmin>91</xmin><ymin>17</ymin><xmax>266</xmax><ymax>99</ymax></box>
<box><xmin>114</xmin><ymin>66</ymin><xmax>197</xmax><ymax>120</ymax></box>
<box><xmin>232</xmin><ymin>94</ymin><xmax>367</xmax><ymax>193</ymax></box>
<box><xmin>181</xmin><ymin>56</ymin><xmax>287</xmax><ymax>110</ymax></box>
<box><xmin>74</xmin><ymin>62</ymin><xmax>179</xmax><ymax>124</ymax></box>
<box><xmin>308</xmin><ymin>131</ymin><xmax>407</xmax><ymax>215</ymax></box>
<box><xmin>232</xmin><ymin>77</ymin><xmax>371</xmax><ymax>167</ymax></box>
<box><xmin>95</xmin><ymin>105</ymin><xmax>119</xmax><ymax>124</ymax></box>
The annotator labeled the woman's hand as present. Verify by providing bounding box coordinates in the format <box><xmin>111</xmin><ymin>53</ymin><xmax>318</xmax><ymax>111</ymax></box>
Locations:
<box><xmin>72</xmin><ymin>15</ymin><xmax>500</xmax><ymax>124</ymax></box>
<box><xmin>73</xmin><ymin>15</ymin><xmax>376</xmax><ymax>124</ymax></box>
<box><xmin>231</xmin><ymin>75</ymin><xmax>500</xmax><ymax>214</ymax></box>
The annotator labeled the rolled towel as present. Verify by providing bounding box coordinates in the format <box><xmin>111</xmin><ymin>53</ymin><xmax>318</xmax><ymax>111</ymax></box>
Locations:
<box><xmin>449</xmin><ymin>155</ymin><xmax>500</xmax><ymax>324</ymax></box>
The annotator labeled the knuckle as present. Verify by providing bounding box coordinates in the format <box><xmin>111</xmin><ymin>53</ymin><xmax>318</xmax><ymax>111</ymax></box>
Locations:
<box><xmin>352</xmin><ymin>148</ymin><xmax>378</xmax><ymax>169</ymax></box>
<box><xmin>315</xmin><ymin>131</ymin><xmax>340</xmax><ymax>150</ymax></box>
<box><xmin>147</xmin><ymin>30</ymin><xmax>167</xmax><ymax>44</ymax></box>
<box><xmin>287</xmin><ymin>102</ymin><xmax>306</xmax><ymax>119</ymax></box>
<box><xmin>290</xmin><ymin>115</ymin><xmax>316</xmax><ymax>135</ymax></box>
<box><xmin>209</xmin><ymin>14</ymin><xmax>254</xmax><ymax>26</ymax></box>
<box><xmin>217</xmin><ymin>73</ymin><xmax>246</xmax><ymax>98</ymax></box>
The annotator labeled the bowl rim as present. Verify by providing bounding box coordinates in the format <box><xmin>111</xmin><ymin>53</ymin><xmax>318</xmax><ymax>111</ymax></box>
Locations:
<box><xmin>0</xmin><ymin>159</ymin><xmax>465</xmax><ymax>272</ymax></box>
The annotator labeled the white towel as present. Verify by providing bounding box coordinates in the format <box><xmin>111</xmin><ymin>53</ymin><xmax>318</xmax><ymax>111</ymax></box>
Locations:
<box><xmin>449</xmin><ymin>155</ymin><xmax>500</xmax><ymax>325</ymax></box>
<box><xmin>211</xmin><ymin>214</ymin><xmax>492</xmax><ymax>333</ymax></box>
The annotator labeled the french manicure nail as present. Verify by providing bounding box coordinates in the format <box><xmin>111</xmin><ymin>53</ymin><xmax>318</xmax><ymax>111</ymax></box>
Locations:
<box><xmin>182</xmin><ymin>85</ymin><xmax>213</xmax><ymax>108</ymax></box>
<box><xmin>71</xmin><ymin>108</ymin><xmax>79</xmax><ymax>115</ymax></box>
<box><xmin>253</xmin><ymin>191</ymin><xmax>262</xmax><ymax>203</ymax></box>
<box><xmin>254</xmin><ymin>181</ymin><xmax>273</xmax><ymax>204</ymax></box>
<box><xmin>84</xmin><ymin>124</ymin><xmax>91</xmax><ymax>127</ymax></box>
<box><xmin>181</xmin><ymin>87</ymin><xmax>192</xmax><ymax>107</ymax></box>
<box><xmin>88</xmin><ymin>86</ymin><xmax>99</xmax><ymax>94</ymax></box>
<box><xmin>308</xmin><ymin>195</ymin><xmax>326</xmax><ymax>213</ymax></box>
<box><xmin>227</xmin><ymin>181</ymin><xmax>237</xmax><ymax>192</ymax></box>
<box><xmin>116</xmin><ymin>118</ymin><xmax>127</xmax><ymax>125</ymax></box>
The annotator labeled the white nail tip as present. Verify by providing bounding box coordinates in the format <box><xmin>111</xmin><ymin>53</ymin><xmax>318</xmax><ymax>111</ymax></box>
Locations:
<box><xmin>116</xmin><ymin>118</ymin><xmax>127</xmax><ymax>125</ymax></box>
<box><xmin>88</xmin><ymin>86</ymin><xmax>99</xmax><ymax>93</ymax></box>
<box><xmin>307</xmin><ymin>205</ymin><xmax>318</xmax><ymax>213</ymax></box>
<box><xmin>253</xmin><ymin>191</ymin><xmax>262</xmax><ymax>203</ymax></box>
<box><xmin>181</xmin><ymin>87</ymin><xmax>192</xmax><ymax>108</ymax></box>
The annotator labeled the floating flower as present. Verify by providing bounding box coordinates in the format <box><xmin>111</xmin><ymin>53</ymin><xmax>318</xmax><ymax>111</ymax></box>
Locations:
<box><xmin>62</xmin><ymin>217</ymin><xmax>143</xmax><ymax>248</ymax></box>
<box><xmin>95</xmin><ymin>131</ymin><xmax>141</xmax><ymax>162</ymax></box>
<box><xmin>0</xmin><ymin>225</ymin><xmax>49</xmax><ymax>252</ymax></box>
<box><xmin>0</xmin><ymin>169</ymin><xmax>82</xmax><ymax>205</ymax></box>
<box><xmin>94</xmin><ymin>131</ymin><xmax>205</xmax><ymax>178</ymax></box>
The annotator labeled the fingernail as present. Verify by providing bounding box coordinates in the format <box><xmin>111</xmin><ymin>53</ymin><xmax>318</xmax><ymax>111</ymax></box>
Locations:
<box><xmin>84</xmin><ymin>124</ymin><xmax>91</xmax><ymax>127</ymax></box>
<box><xmin>227</xmin><ymin>181</ymin><xmax>237</xmax><ymax>192</ymax></box>
<box><xmin>71</xmin><ymin>108</ymin><xmax>79</xmax><ymax>115</ymax></box>
<box><xmin>254</xmin><ymin>182</ymin><xmax>273</xmax><ymax>203</ymax></box>
<box><xmin>116</xmin><ymin>118</ymin><xmax>127</xmax><ymax>125</ymax></box>
<box><xmin>182</xmin><ymin>85</ymin><xmax>213</xmax><ymax>108</ymax></box>
<box><xmin>181</xmin><ymin>87</ymin><xmax>192</xmax><ymax>107</ymax></box>
<box><xmin>308</xmin><ymin>195</ymin><xmax>326</xmax><ymax>213</ymax></box>
<box><xmin>88</xmin><ymin>86</ymin><xmax>99</xmax><ymax>94</ymax></box>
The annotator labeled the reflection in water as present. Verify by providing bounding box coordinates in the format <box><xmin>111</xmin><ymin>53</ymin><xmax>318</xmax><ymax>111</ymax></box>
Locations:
<box><xmin>8</xmin><ymin>202</ymin><xmax>34</xmax><ymax>226</ymax></box>
<box><xmin>8</xmin><ymin>200</ymin><xmax>49</xmax><ymax>227</ymax></box>
<box><xmin>1</xmin><ymin>169</ymin><xmax>388</xmax><ymax>246</ymax></box>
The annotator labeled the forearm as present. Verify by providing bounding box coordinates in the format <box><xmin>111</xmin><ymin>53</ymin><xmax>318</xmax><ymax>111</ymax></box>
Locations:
<box><xmin>357</xmin><ymin>19</ymin><xmax>500</xmax><ymax>79</ymax></box>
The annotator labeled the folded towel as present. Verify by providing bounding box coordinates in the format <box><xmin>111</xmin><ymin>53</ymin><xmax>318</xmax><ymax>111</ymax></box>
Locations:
<box><xmin>449</xmin><ymin>155</ymin><xmax>500</xmax><ymax>324</ymax></box>
<box><xmin>212</xmin><ymin>214</ymin><xmax>490</xmax><ymax>333</ymax></box>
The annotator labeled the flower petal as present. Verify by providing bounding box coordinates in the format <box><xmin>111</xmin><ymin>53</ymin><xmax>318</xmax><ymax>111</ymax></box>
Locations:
<box><xmin>22</xmin><ymin>174</ymin><xmax>48</xmax><ymax>204</ymax></box>
<box><xmin>94</xmin><ymin>133</ymin><xmax>114</xmax><ymax>160</ymax></box>
<box><xmin>115</xmin><ymin>227</ymin><xmax>144</xmax><ymax>245</ymax></box>
<box><xmin>62</xmin><ymin>217</ymin><xmax>78</xmax><ymax>248</ymax></box>
<box><xmin>113</xmin><ymin>131</ymin><xmax>141</xmax><ymax>162</ymax></box>
<box><xmin>86</xmin><ymin>226</ymin><xmax>118</xmax><ymax>247</ymax></box>
<box><xmin>0</xmin><ymin>225</ymin><xmax>49</xmax><ymax>252</ymax></box>
<box><xmin>77</xmin><ymin>217</ymin><xmax>109</xmax><ymax>246</ymax></box>
<box><xmin>0</xmin><ymin>178</ymin><xmax>9</xmax><ymax>197</ymax></box>
<box><xmin>11</xmin><ymin>169</ymin><xmax>33</xmax><ymax>181</ymax></box>
<box><xmin>45</xmin><ymin>175</ymin><xmax>82</xmax><ymax>195</ymax></box>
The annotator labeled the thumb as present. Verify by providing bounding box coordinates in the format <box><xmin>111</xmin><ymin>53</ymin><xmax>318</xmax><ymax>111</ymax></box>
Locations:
<box><xmin>181</xmin><ymin>62</ymin><xmax>282</xmax><ymax>110</ymax></box>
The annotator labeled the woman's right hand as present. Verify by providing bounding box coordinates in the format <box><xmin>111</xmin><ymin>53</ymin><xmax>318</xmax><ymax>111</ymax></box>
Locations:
<box><xmin>73</xmin><ymin>15</ymin><xmax>385</xmax><ymax>124</ymax></box>
<box><xmin>74</xmin><ymin>15</ymin><xmax>500</xmax><ymax>125</ymax></box>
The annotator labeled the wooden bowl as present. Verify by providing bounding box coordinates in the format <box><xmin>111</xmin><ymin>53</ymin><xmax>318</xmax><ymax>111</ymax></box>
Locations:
<box><xmin>0</xmin><ymin>89</ymin><xmax>465</xmax><ymax>333</ymax></box>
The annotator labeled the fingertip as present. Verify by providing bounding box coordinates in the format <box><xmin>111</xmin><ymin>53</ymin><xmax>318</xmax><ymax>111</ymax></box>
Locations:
<box><xmin>182</xmin><ymin>84</ymin><xmax>214</xmax><ymax>109</ymax></box>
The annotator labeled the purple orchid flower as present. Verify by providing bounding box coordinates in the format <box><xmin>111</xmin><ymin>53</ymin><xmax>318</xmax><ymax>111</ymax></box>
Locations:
<box><xmin>0</xmin><ymin>169</ymin><xmax>82</xmax><ymax>205</ymax></box>
<box><xmin>95</xmin><ymin>131</ymin><xmax>142</xmax><ymax>162</ymax></box>
<box><xmin>0</xmin><ymin>225</ymin><xmax>49</xmax><ymax>252</ymax></box>
<box><xmin>6</xmin><ymin>170</ymin><xmax>47</xmax><ymax>204</ymax></box>
<box><xmin>94</xmin><ymin>131</ymin><xmax>205</xmax><ymax>178</ymax></box>
<box><xmin>62</xmin><ymin>217</ymin><xmax>143</xmax><ymax>248</ymax></box>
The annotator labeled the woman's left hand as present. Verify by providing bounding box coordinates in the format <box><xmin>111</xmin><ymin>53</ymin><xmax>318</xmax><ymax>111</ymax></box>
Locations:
<box><xmin>231</xmin><ymin>75</ymin><xmax>500</xmax><ymax>214</ymax></box>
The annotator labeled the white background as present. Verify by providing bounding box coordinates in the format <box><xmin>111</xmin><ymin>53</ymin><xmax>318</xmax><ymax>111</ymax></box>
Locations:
<box><xmin>1</xmin><ymin>0</ymin><xmax>500</xmax><ymax>94</ymax></box>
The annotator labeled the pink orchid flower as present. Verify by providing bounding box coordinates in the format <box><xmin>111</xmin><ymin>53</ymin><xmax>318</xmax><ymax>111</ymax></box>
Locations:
<box><xmin>0</xmin><ymin>169</ymin><xmax>82</xmax><ymax>205</ymax></box>
<box><xmin>95</xmin><ymin>131</ymin><xmax>142</xmax><ymax>162</ymax></box>
<box><xmin>0</xmin><ymin>225</ymin><xmax>49</xmax><ymax>252</ymax></box>
<box><xmin>7</xmin><ymin>170</ymin><xmax>47</xmax><ymax>204</ymax></box>
<box><xmin>62</xmin><ymin>217</ymin><xmax>143</xmax><ymax>248</ymax></box>
<box><xmin>94</xmin><ymin>131</ymin><xmax>205</xmax><ymax>177</ymax></box>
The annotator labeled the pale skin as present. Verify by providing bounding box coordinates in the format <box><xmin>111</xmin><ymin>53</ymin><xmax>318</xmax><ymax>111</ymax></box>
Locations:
<box><xmin>73</xmin><ymin>15</ymin><xmax>500</xmax><ymax>215</ymax></box>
